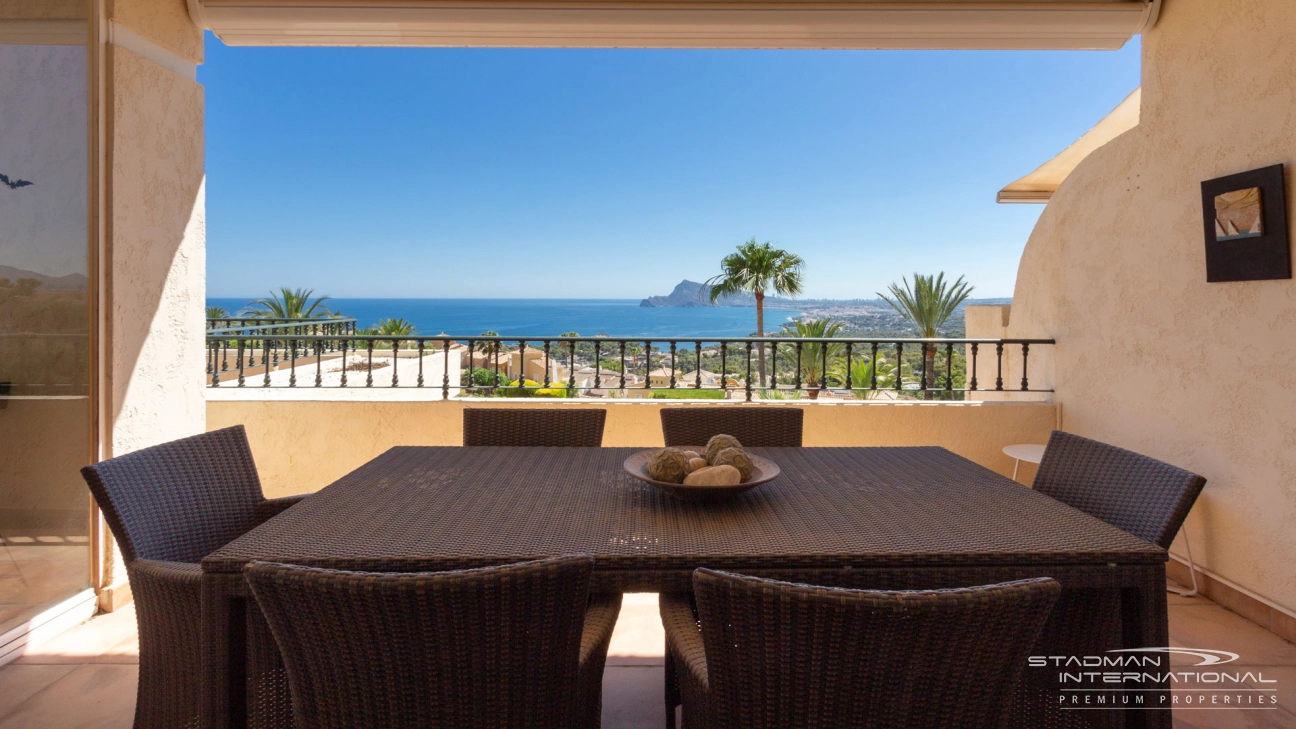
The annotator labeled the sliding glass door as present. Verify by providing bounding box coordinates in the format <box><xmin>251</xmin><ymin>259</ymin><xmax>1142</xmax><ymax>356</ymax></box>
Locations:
<box><xmin>0</xmin><ymin>3</ymin><xmax>94</xmax><ymax>639</ymax></box>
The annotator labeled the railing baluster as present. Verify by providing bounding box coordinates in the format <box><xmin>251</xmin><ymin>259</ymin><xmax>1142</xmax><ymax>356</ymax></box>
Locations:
<box><xmin>895</xmin><ymin>343</ymin><xmax>903</xmax><ymax>392</ymax></box>
<box><xmin>745</xmin><ymin>341</ymin><xmax>753</xmax><ymax>402</ymax></box>
<box><xmin>418</xmin><ymin>340</ymin><xmax>424</xmax><ymax>387</ymax></box>
<box><xmin>694</xmin><ymin>341</ymin><xmax>702</xmax><ymax>389</ymax></box>
<box><xmin>442</xmin><ymin>340</ymin><xmax>450</xmax><ymax>398</ymax></box>
<box><xmin>391</xmin><ymin>339</ymin><xmax>399</xmax><ymax>387</ymax></box>
<box><xmin>366</xmin><ymin>340</ymin><xmax>374</xmax><ymax>387</ymax></box>
<box><xmin>210</xmin><ymin>341</ymin><xmax>221</xmax><ymax>387</ymax></box>
<box><xmin>289</xmin><ymin>339</ymin><xmax>297</xmax><ymax>387</ymax></box>
<box><xmin>466</xmin><ymin>340</ymin><xmax>474</xmax><ymax>393</ymax></box>
<box><xmin>315</xmin><ymin>341</ymin><xmax>323</xmax><ymax>387</ymax></box>
<box><xmin>643</xmin><ymin>341</ymin><xmax>651</xmax><ymax>392</ymax></box>
<box><xmin>794</xmin><ymin>341</ymin><xmax>803</xmax><ymax>391</ymax></box>
<box><xmin>970</xmin><ymin>343</ymin><xmax>979</xmax><ymax>391</ymax></box>
<box><xmin>669</xmin><ymin>341</ymin><xmax>677</xmax><ymax>389</ymax></box>
<box><xmin>995</xmin><ymin>342</ymin><xmax>1004</xmax><ymax>391</ymax></box>
<box><xmin>1020</xmin><ymin>343</ymin><xmax>1030</xmax><ymax>391</ymax></box>
<box><xmin>543</xmin><ymin>341</ymin><xmax>551</xmax><ymax>387</ymax></box>
<box><xmin>619</xmin><ymin>341</ymin><xmax>626</xmax><ymax>391</ymax></box>
<box><xmin>918</xmin><ymin>343</ymin><xmax>926</xmax><ymax>395</ymax></box>
<box><xmin>771</xmin><ymin>341</ymin><xmax>778</xmax><ymax>390</ymax></box>
<box><xmin>594</xmin><ymin>340</ymin><xmax>601</xmax><ymax>395</ymax></box>
<box><xmin>264</xmin><ymin>338</ymin><xmax>273</xmax><ymax>387</ymax></box>
<box><xmin>339</xmin><ymin>338</ymin><xmax>348</xmax><ymax>387</ymax></box>
<box><xmin>946</xmin><ymin>342</ymin><xmax>954</xmax><ymax>393</ymax></box>
<box><xmin>820</xmin><ymin>339</ymin><xmax>828</xmax><ymax>395</ymax></box>
<box><xmin>237</xmin><ymin>339</ymin><xmax>245</xmax><ymax>387</ymax></box>
<box><xmin>844</xmin><ymin>342</ymin><xmax>853</xmax><ymax>394</ymax></box>
<box><xmin>568</xmin><ymin>341</ymin><xmax>576</xmax><ymax>394</ymax></box>
<box><xmin>870</xmin><ymin>342</ymin><xmax>878</xmax><ymax>391</ymax></box>
<box><xmin>720</xmin><ymin>342</ymin><xmax>727</xmax><ymax>393</ymax></box>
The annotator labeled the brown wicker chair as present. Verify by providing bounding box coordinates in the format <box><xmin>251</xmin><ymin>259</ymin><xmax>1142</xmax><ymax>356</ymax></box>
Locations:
<box><xmin>79</xmin><ymin>425</ymin><xmax>306</xmax><ymax>729</ymax></box>
<box><xmin>659</xmin><ymin>407</ymin><xmax>803</xmax><ymax>447</ymax></box>
<box><xmin>1014</xmin><ymin>430</ymin><xmax>1207</xmax><ymax>729</ymax></box>
<box><xmin>245</xmin><ymin>556</ymin><xmax>621</xmax><ymax>729</ymax></box>
<box><xmin>1032</xmin><ymin>430</ymin><xmax>1207</xmax><ymax>549</ymax></box>
<box><xmin>662</xmin><ymin>570</ymin><xmax>1058</xmax><ymax>729</ymax></box>
<box><xmin>463</xmin><ymin>407</ymin><xmax>607</xmax><ymax>446</ymax></box>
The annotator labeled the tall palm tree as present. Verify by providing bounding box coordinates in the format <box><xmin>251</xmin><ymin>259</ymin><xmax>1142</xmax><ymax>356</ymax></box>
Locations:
<box><xmin>242</xmin><ymin>287</ymin><xmax>333</xmax><ymax>319</ymax></box>
<box><xmin>706</xmin><ymin>239</ymin><xmax>805</xmax><ymax>386</ymax></box>
<box><xmin>205</xmin><ymin>305</ymin><xmax>229</xmax><ymax>321</ymax></box>
<box><xmin>878</xmin><ymin>272</ymin><xmax>973</xmax><ymax>399</ymax></box>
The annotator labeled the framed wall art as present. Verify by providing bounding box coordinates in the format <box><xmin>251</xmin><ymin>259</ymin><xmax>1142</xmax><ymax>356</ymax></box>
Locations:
<box><xmin>1201</xmin><ymin>164</ymin><xmax>1289</xmax><ymax>282</ymax></box>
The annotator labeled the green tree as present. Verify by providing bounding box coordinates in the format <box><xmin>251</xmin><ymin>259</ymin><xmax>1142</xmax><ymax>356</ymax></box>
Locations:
<box><xmin>777</xmin><ymin>318</ymin><xmax>844</xmax><ymax>396</ymax></box>
<box><xmin>706</xmin><ymin>238</ymin><xmax>805</xmax><ymax>386</ymax></box>
<box><xmin>878</xmin><ymin>273</ymin><xmax>974</xmax><ymax>399</ymax></box>
<box><xmin>206</xmin><ymin>305</ymin><xmax>229</xmax><ymax>321</ymax></box>
<box><xmin>243</xmin><ymin>287</ymin><xmax>333</xmax><ymax>319</ymax></box>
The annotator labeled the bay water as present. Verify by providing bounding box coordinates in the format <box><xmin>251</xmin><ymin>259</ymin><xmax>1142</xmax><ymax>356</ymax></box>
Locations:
<box><xmin>206</xmin><ymin>298</ymin><xmax>803</xmax><ymax>339</ymax></box>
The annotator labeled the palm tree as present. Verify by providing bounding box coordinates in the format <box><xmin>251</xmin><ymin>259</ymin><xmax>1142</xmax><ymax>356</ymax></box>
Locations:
<box><xmin>831</xmin><ymin>355</ymin><xmax>897</xmax><ymax>400</ymax></box>
<box><xmin>706</xmin><ymin>239</ymin><xmax>805</xmax><ymax>386</ymax></box>
<box><xmin>371</xmin><ymin>317</ymin><xmax>416</xmax><ymax>336</ymax></box>
<box><xmin>205</xmin><ymin>305</ymin><xmax>229</xmax><ymax>321</ymax></box>
<box><xmin>359</xmin><ymin>317</ymin><xmax>417</xmax><ymax>349</ymax></box>
<box><xmin>777</xmin><ymin>318</ymin><xmax>843</xmax><ymax>398</ymax></box>
<box><xmin>878</xmin><ymin>273</ymin><xmax>973</xmax><ymax>399</ymax></box>
<box><xmin>242</xmin><ymin>287</ymin><xmax>333</xmax><ymax>319</ymax></box>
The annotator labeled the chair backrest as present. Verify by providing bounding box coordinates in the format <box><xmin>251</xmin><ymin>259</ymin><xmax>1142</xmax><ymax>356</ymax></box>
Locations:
<box><xmin>80</xmin><ymin>425</ymin><xmax>266</xmax><ymax>563</ymax></box>
<box><xmin>462</xmin><ymin>408</ymin><xmax>606</xmax><ymax>446</ymax></box>
<box><xmin>659</xmin><ymin>407</ymin><xmax>803</xmax><ymax>448</ymax></box>
<box><xmin>245</xmin><ymin>555</ymin><xmax>594</xmax><ymax>729</ymax></box>
<box><xmin>693</xmin><ymin>569</ymin><xmax>1059</xmax><ymax>729</ymax></box>
<box><xmin>1032</xmin><ymin>430</ymin><xmax>1206</xmax><ymax>548</ymax></box>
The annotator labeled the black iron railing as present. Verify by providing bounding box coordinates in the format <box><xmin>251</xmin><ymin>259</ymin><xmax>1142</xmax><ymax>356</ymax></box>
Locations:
<box><xmin>205</xmin><ymin>318</ymin><xmax>357</xmax><ymax>381</ymax></box>
<box><xmin>205</xmin><ymin>331</ymin><xmax>1054</xmax><ymax>400</ymax></box>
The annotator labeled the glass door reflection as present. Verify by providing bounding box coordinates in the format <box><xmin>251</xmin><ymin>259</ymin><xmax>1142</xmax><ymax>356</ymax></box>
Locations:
<box><xmin>0</xmin><ymin>6</ymin><xmax>93</xmax><ymax>638</ymax></box>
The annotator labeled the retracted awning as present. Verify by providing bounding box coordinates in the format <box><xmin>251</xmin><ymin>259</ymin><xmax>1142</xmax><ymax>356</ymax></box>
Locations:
<box><xmin>188</xmin><ymin>0</ymin><xmax>1161</xmax><ymax>50</ymax></box>
<box><xmin>997</xmin><ymin>86</ymin><xmax>1141</xmax><ymax>204</ymax></box>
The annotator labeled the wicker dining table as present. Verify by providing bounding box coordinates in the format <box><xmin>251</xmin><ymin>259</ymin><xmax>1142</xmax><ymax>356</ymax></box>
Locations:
<box><xmin>200</xmin><ymin>445</ymin><xmax>1170</xmax><ymax>729</ymax></box>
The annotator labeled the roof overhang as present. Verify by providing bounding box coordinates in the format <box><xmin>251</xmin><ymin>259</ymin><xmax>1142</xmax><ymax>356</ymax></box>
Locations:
<box><xmin>188</xmin><ymin>0</ymin><xmax>1161</xmax><ymax>49</ymax></box>
<box><xmin>997</xmin><ymin>86</ymin><xmax>1141</xmax><ymax>204</ymax></box>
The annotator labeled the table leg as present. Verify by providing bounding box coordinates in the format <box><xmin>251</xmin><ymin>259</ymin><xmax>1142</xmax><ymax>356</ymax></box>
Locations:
<box><xmin>1121</xmin><ymin>566</ymin><xmax>1172</xmax><ymax>729</ymax></box>
<box><xmin>1012</xmin><ymin>459</ymin><xmax>1021</xmax><ymax>482</ymax></box>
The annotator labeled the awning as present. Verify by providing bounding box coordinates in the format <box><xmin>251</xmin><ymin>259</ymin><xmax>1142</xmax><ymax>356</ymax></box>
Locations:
<box><xmin>997</xmin><ymin>87</ymin><xmax>1141</xmax><ymax>204</ymax></box>
<box><xmin>189</xmin><ymin>0</ymin><xmax>1162</xmax><ymax>50</ymax></box>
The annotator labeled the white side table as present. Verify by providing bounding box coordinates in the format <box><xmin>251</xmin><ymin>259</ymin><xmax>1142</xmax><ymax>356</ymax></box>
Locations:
<box><xmin>1003</xmin><ymin>444</ymin><xmax>1047</xmax><ymax>483</ymax></box>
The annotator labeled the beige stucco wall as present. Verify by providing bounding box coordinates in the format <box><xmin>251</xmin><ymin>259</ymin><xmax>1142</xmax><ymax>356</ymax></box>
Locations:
<box><xmin>1005</xmin><ymin>0</ymin><xmax>1296</xmax><ymax>611</ymax></box>
<box><xmin>107</xmin><ymin>45</ymin><xmax>205</xmax><ymax>459</ymax></box>
<box><xmin>101</xmin><ymin>0</ymin><xmax>205</xmax><ymax>593</ymax></box>
<box><xmin>208</xmin><ymin>399</ymin><xmax>1058</xmax><ymax>498</ymax></box>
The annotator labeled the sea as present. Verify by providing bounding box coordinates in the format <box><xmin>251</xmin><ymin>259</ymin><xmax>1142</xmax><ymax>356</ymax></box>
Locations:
<box><xmin>206</xmin><ymin>298</ymin><xmax>803</xmax><ymax>339</ymax></box>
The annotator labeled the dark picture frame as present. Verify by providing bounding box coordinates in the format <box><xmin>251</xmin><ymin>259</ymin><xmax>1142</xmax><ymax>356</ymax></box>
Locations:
<box><xmin>1201</xmin><ymin>164</ymin><xmax>1289</xmax><ymax>282</ymax></box>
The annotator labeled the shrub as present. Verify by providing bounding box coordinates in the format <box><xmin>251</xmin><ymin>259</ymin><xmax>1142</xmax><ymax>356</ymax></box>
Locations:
<box><xmin>650</xmin><ymin>388</ymin><xmax>725</xmax><ymax>400</ymax></box>
<box><xmin>499</xmin><ymin>379</ymin><xmax>575</xmax><ymax>398</ymax></box>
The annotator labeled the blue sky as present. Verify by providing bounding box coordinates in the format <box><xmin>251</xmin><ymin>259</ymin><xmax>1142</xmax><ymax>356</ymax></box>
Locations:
<box><xmin>202</xmin><ymin>37</ymin><xmax>1141</xmax><ymax>300</ymax></box>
